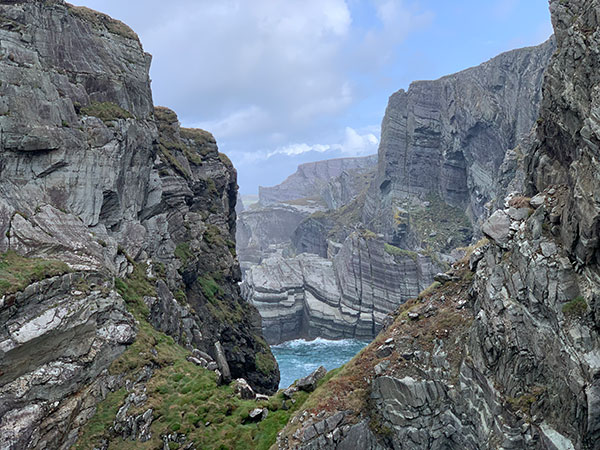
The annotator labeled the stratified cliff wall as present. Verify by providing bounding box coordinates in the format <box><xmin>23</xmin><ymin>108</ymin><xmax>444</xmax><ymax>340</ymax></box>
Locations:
<box><xmin>243</xmin><ymin>233</ymin><xmax>438</xmax><ymax>344</ymax></box>
<box><xmin>277</xmin><ymin>1</ymin><xmax>600</xmax><ymax>448</ymax></box>
<box><xmin>241</xmin><ymin>40</ymin><xmax>554</xmax><ymax>346</ymax></box>
<box><xmin>0</xmin><ymin>2</ymin><xmax>277</xmax><ymax>448</ymax></box>
<box><xmin>363</xmin><ymin>39</ymin><xmax>555</xmax><ymax>244</ymax></box>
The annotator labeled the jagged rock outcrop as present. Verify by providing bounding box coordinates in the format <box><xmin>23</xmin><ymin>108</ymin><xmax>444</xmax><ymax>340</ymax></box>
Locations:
<box><xmin>0</xmin><ymin>2</ymin><xmax>277</xmax><ymax>448</ymax></box>
<box><xmin>243</xmin><ymin>232</ymin><xmax>440</xmax><ymax>344</ymax></box>
<box><xmin>277</xmin><ymin>2</ymin><xmax>600</xmax><ymax>448</ymax></box>
<box><xmin>363</xmin><ymin>38</ymin><xmax>556</xmax><ymax>244</ymax></box>
<box><xmin>259</xmin><ymin>155</ymin><xmax>376</xmax><ymax>206</ymax></box>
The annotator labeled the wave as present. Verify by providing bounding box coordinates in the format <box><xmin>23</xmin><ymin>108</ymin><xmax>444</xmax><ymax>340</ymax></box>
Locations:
<box><xmin>271</xmin><ymin>337</ymin><xmax>369</xmax><ymax>349</ymax></box>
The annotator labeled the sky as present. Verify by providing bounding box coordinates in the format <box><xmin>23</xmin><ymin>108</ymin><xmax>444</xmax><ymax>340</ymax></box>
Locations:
<box><xmin>70</xmin><ymin>0</ymin><xmax>553</xmax><ymax>195</ymax></box>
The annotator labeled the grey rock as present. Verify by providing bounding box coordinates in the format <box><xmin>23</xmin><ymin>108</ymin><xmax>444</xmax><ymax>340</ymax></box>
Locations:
<box><xmin>243</xmin><ymin>232</ymin><xmax>440</xmax><ymax>344</ymax></box>
<box><xmin>233</xmin><ymin>379</ymin><xmax>255</xmax><ymax>400</ymax></box>
<box><xmin>481</xmin><ymin>210</ymin><xmax>512</xmax><ymax>247</ymax></box>
<box><xmin>530</xmin><ymin>193</ymin><xmax>546</xmax><ymax>208</ymax></box>
<box><xmin>297</xmin><ymin>366</ymin><xmax>327</xmax><ymax>393</ymax></box>
<box><xmin>259</xmin><ymin>155</ymin><xmax>376</xmax><ymax>206</ymax></box>
<box><xmin>363</xmin><ymin>38</ymin><xmax>555</xmax><ymax>242</ymax></box>
<box><xmin>214</xmin><ymin>341</ymin><xmax>232</xmax><ymax>384</ymax></box>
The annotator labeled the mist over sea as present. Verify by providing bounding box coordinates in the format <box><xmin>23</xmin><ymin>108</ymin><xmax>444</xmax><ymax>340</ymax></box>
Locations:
<box><xmin>271</xmin><ymin>338</ymin><xmax>368</xmax><ymax>389</ymax></box>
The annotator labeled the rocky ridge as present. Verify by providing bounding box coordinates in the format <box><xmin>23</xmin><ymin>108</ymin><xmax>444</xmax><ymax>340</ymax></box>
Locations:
<box><xmin>259</xmin><ymin>155</ymin><xmax>377</xmax><ymax>207</ymax></box>
<box><xmin>0</xmin><ymin>2</ymin><xmax>277</xmax><ymax>449</ymax></box>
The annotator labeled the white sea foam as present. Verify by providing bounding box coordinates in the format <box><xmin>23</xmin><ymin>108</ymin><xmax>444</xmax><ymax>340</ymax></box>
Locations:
<box><xmin>271</xmin><ymin>337</ymin><xmax>368</xmax><ymax>388</ymax></box>
<box><xmin>272</xmin><ymin>337</ymin><xmax>366</xmax><ymax>349</ymax></box>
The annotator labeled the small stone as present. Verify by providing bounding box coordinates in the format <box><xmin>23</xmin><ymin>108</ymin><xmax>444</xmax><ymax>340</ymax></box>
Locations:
<box><xmin>530</xmin><ymin>193</ymin><xmax>546</xmax><ymax>208</ymax></box>
<box><xmin>540</xmin><ymin>241</ymin><xmax>557</xmax><ymax>257</ymax></box>
<box><xmin>255</xmin><ymin>393</ymin><xmax>269</xmax><ymax>401</ymax></box>
<box><xmin>248</xmin><ymin>408</ymin><xmax>267</xmax><ymax>421</ymax></box>
<box><xmin>408</xmin><ymin>312</ymin><xmax>420</xmax><ymax>320</ymax></box>
<box><xmin>374</xmin><ymin>360</ymin><xmax>390</xmax><ymax>376</ymax></box>
<box><xmin>376</xmin><ymin>344</ymin><xmax>394</xmax><ymax>358</ymax></box>
<box><xmin>233</xmin><ymin>378</ymin><xmax>255</xmax><ymax>400</ymax></box>
<box><xmin>186</xmin><ymin>356</ymin><xmax>207</xmax><ymax>367</ymax></box>
<box><xmin>283</xmin><ymin>386</ymin><xmax>298</xmax><ymax>399</ymax></box>
<box><xmin>434</xmin><ymin>272</ymin><xmax>453</xmax><ymax>283</ymax></box>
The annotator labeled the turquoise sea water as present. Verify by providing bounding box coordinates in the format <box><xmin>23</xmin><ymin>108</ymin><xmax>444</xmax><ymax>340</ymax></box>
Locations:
<box><xmin>271</xmin><ymin>338</ymin><xmax>369</xmax><ymax>389</ymax></box>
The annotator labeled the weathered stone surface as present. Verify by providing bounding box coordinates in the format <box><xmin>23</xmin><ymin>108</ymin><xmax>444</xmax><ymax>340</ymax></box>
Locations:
<box><xmin>243</xmin><ymin>233</ymin><xmax>440</xmax><ymax>344</ymax></box>
<box><xmin>363</xmin><ymin>38</ymin><xmax>555</xmax><ymax>243</ymax></box>
<box><xmin>0</xmin><ymin>2</ymin><xmax>278</xmax><ymax>448</ymax></box>
<box><xmin>481</xmin><ymin>210</ymin><xmax>511</xmax><ymax>247</ymax></box>
<box><xmin>259</xmin><ymin>155</ymin><xmax>376</xmax><ymax>206</ymax></box>
<box><xmin>233</xmin><ymin>378</ymin><xmax>255</xmax><ymax>400</ymax></box>
<box><xmin>296</xmin><ymin>366</ymin><xmax>327</xmax><ymax>393</ymax></box>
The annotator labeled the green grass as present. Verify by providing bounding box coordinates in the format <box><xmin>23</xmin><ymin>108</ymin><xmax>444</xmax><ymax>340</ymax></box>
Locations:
<box><xmin>76</xmin><ymin>265</ymin><xmax>309</xmax><ymax>450</ymax></box>
<box><xmin>197</xmin><ymin>276</ymin><xmax>224</xmax><ymax>304</ymax></box>
<box><xmin>255</xmin><ymin>351</ymin><xmax>276</xmax><ymax>377</ymax></box>
<box><xmin>0</xmin><ymin>251</ymin><xmax>70</xmax><ymax>296</ymax></box>
<box><xmin>562</xmin><ymin>296</ymin><xmax>587</xmax><ymax>319</ymax></box>
<box><xmin>384</xmin><ymin>243</ymin><xmax>418</xmax><ymax>261</ymax></box>
<box><xmin>174</xmin><ymin>242</ymin><xmax>194</xmax><ymax>266</ymax></box>
<box><xmin>80</xmin><ymin>101</ymin><xmax>133</xmax><ymax>122</ymax></box>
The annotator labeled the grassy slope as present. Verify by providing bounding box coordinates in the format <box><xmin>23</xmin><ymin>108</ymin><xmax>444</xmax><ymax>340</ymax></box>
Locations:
<box><xmin>75</xmin><ymin>264</ymin><xmax>312</xmax><ymax>450</ymax></box>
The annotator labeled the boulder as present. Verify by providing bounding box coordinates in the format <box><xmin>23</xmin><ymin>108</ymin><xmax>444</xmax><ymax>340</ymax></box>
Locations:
<box><xmin>482</xmin><ymin>210</ymin><xmax>512</xmax><ymax>247</ymax></box>
<box><xmin>297</xmin><ymin>366</ymin><xmax>327</xmax><ymax>393</ymax></box>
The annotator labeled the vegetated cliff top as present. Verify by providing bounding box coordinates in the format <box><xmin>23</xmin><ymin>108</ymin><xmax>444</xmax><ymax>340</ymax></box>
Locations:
<box><xmin>65</xmin><ymin>3</ymin><xmax>140</xmax><ymax>42</ymax></box>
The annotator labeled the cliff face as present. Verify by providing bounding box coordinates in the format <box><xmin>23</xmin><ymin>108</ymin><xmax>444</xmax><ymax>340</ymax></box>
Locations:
<box><xmin>242</xmin><ymin>41</ymin><xmax>554</xmax><ymax>345</ymax></box>
<box><xmin>259</xmin><ymin>155</ymin><xmax>377</xmax><ymax>206</ymax></box>
<box><xmin>277</xmin><ymin>1</ymin><xmax>600</xmax><ymax>448</ymax></box>
<box><xmin>0</xmin><ymin>2</ymin><xmax>277</xmax><ymax>448</ymax></box>
<box><xmin>243</xmin><ymin>232</ymin><xmax>439</xmax><ymax>344</ymax></box>
<box><xmin>363</xmin><ymin>39</ymin><xmax>555</xmax><ymax>244</ymax></box>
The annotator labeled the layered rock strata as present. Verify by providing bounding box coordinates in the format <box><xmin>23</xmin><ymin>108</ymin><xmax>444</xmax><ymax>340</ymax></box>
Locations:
<box><xmin>363</xmin><ymin>38</ymin><xmax>556</xmax><ymax>244</ymax></box>
<box><xmin>243</xmin><ymin>232</ymin><xmax>439</xmax><ymax>344</ymax></box>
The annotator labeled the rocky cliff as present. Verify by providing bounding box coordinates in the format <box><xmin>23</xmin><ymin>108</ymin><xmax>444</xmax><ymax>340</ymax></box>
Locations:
<box><xmin>243</xmin><ymin>233</ymin><xmax>439</xmax><ymax>344</ymax></box>
<box><xmin>0</xmin><ymin>2</ymin><xmax>278</xmax><ymax>449</ymax></box>
<box><xmin>363</xmin><ymin>38</ymin><xmax>556</xmax><ymax>245</ymax></box>
<box><xmin>241</xmin><ymin>40</ymin><xmax>554</xmax><ymax>346</ymax></box>
<box><xmin>259</xmin><ymin>155</ymin><xmax>377</xmax><ymax>206</ymax></box>
<box><xmin>277</xmin><ymin>1</ymin><xmax>600</xmax><ymax>448</ymax></box>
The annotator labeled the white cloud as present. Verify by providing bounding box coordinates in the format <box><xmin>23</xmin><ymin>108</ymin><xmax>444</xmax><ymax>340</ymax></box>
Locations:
<box><xmin>357</xmin><ymin>0</ymin><xmax>434</xmax><ymax>69</ymax></box>
<box><xmin>338</xmin><ymin>126</ymin><xmax>379</xmax><ymax>155</ymax></box>
<box><xmin>234</xmin><ymin>126</ymin><xmax>379</xmax><ymax>163</ymax></box>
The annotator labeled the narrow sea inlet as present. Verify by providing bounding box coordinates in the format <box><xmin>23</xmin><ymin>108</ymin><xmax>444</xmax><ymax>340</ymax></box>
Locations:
<box><xmin>271</xmin><ymin>338</ymin><xmax>368</xmax><ymax>389</ymax></box>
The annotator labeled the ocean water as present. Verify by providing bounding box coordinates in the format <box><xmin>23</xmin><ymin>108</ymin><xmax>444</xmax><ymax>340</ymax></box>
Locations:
<box><xmin>271</xmin><ymin>338</ymin><xmax>369</xmax><ymax>389</ymax></box>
